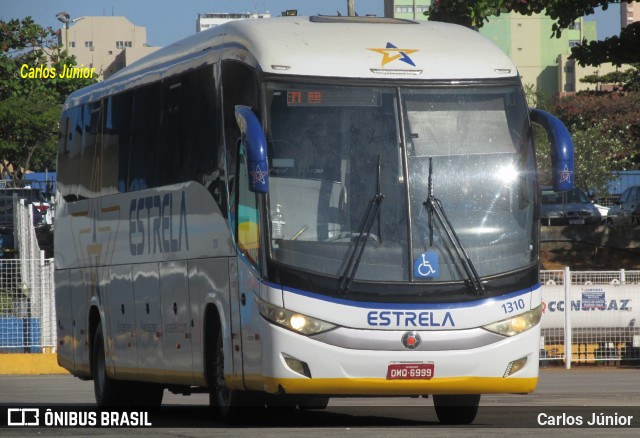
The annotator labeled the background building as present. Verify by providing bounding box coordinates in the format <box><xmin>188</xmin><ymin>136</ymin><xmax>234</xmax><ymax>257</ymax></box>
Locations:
<box><xmin>621</xmin><ymin>1</ymin><xmax>640</xmax><ymax>28</ymax></box>
<box><xmin>480</xmin><ymin>14</ymin><xmax>596</xmax><ymax>97</ymax></box>
<box><xmin>196</xmin><ymin>12</ymin><xmax>271</xmax><ymax>32</ymax></box>
<box><xmin>557</xmin><ymin>55</ymin><xmax>631</xmax><ymax>96</ymax></box>
<box><xmin>58</xmin><ymin>16</ymin><xmax>159</xmax><ymax>80</ymax></box>
<box><xmin>383</xmin><ymin>0</ymin><xmax>429</xmax><ymax>19</ymax></box>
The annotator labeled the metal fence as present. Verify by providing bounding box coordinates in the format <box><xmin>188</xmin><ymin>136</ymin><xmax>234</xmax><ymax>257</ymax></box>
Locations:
<box><xmin>0</xmin><ymin>199</ymin><xmax>55</xmax><ymax>352</ymax></box>
<box><xmin>0</xmin><ymin>258</ymin><xmax>55</xmax><ymax>352</ymax></box>
<box><xmin>540</xmin><ymin>268</ymin><xmax>640</xmax><ymax>367</ymax></box>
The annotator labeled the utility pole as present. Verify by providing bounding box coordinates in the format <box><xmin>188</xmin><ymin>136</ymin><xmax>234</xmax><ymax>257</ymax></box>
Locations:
<box><xmin>347</xmin><ymin>0</ymin><xmax>355</xmax><ymax>16</ymax></box>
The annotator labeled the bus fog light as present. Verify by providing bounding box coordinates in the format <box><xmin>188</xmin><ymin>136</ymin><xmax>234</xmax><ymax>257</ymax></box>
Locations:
<box><xmin>283</xmin><ymin>355</ymin><xmax>312</xmax><ymax>378</ymax></box>
<box><xmin>504</xmin><ymin>356</ymin><xmax>528</xmax><ymax>377</ymax></box>
<box><xmin>482</xmin><ymin>306</ymin><xmax>542</xmax><ymax>337</ymax></box>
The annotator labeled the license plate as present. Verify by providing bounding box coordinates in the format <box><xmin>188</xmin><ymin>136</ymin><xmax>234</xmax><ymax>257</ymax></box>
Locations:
<box><xmin>569</xmin><ymin>219</ymin><xmax>585</xmax><ymax>225</ymax></box>
<box><xmin>387</xmin><ymin>363</ymin><xmax>434</xmax><ymax>380</ymax></box>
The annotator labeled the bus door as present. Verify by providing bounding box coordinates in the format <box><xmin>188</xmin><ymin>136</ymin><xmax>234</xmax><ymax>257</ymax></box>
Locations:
<box><xmin>228</xmin><ymin>258</ymin><xmax>244</xmax><ymax>385</ymax></box>
<box><xmin>236</xmin><ymin>259</ymin><xmax>263</xmax><ymax>389</ymax></box>
<box><xmin>235</xmin><ymin>140</ymin><xmax>265</xmax><ymax>389</ymax></box>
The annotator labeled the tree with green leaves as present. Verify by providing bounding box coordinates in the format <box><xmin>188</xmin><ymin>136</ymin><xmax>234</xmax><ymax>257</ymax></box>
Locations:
<box><xmin>0</xmin><ymin>17</ymin><xmax>96</xmax><ymax>179</ymax></box>
<box><xmin>427</xmin><ymin>1</ymin><xmax>640</xmax><ymax>67</ymax></box>
<box><xmin>580</xmin><ymin>64</ymin><xmax>640</xmax><ymax>92</ymax></box>
<box><xmin>0</xmin><ymin>93</ymin><xmax>60</xmax><ymax>177</ymax></box>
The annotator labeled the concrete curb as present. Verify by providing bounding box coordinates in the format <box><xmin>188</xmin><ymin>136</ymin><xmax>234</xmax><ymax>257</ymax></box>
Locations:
<box><xmin>0</xmin><ymin>353</ymin><xmax>69</xmax><ymax>375</ymax></box>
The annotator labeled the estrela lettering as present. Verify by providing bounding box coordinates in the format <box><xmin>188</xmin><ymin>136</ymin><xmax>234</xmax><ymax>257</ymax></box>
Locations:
<box><xmin>367</xmin><ymin>310</ymin><xmax>455</xmax><ymax>327</ymax></box>
<box><xmin>129</xmin><ymin>191</ymin><xmax>189</xmax><ymax>256</ymax></box>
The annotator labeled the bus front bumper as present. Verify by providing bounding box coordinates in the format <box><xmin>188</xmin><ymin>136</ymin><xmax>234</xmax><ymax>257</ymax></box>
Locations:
<box><xmin>234</xmin><ymin>320</ymin><xmax>540</xmax><ymax>396</ymax></box>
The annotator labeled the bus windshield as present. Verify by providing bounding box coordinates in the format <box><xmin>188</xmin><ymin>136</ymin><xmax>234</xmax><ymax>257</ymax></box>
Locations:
<box><xmin>265</xmin><ymin>82</ymin><xmax>536</xmax><ymax>285</ymax></box>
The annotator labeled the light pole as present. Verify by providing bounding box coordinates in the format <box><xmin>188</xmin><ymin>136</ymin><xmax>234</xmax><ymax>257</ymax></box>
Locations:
<box><xmin>55</xmin><ymin>12</ymin><xmax>70</xmax><ymax>48</ymax></box>
<box><xmin>347</xmin><ymin>0</ymin><xmax>355</xmax><ymax>16</ymax></box>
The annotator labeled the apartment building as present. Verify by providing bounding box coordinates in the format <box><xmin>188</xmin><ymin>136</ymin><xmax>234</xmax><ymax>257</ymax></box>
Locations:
<box><xmin>58</xmin><ymin>16</ymin><xmax>159</xmax><ymax>80</ymax></box>
<box><xmin>196</xmin><ymin>12</ymin><xmax>271</xmax><ymax>32</ymax></box>
<box><xmin>621</xmin><ymin>1</ymin><xmax>640</xmax><ymax>28</ymax></box>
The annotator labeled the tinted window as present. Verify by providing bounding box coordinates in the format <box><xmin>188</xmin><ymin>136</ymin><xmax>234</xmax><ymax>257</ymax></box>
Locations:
<box><xmin>57</xmin><ymin>106</ymin><xmax>83</xmax><ymax>200</ymax></box>
<box><xmin>78</xmin><ymin>101</ymin><xmax>102</xmax><ymax>198</ymax></box>
<box><xmin>128</xmin><ymin>82</ymin><xmax>161</xmax><ymax>191</ymax></box>
<box><xmin>58</xmin><ymin>65</ymin><xmax>223</xmax><ymax>209</ymax></box>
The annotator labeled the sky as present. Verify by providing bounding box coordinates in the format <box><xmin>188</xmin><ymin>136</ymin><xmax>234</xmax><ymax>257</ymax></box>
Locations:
<box><xmin>0</xmin><ymin>0</ymin><xmax>622</xmax><ymax>48</ymax></box>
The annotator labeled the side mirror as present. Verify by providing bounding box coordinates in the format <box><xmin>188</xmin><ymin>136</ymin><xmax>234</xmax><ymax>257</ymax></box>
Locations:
<box><xmin>530</xmin><ymin>108</ymin><xmax>574</xmax><ymax>192</ymax></box>
<box><xmin>235</xmin><ymin>105</ymin><xmax>269</xmax><ymax>193</ymax></box>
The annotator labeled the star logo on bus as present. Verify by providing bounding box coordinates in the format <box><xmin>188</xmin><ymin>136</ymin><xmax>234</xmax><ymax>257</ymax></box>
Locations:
<box><xmin>250</xmin><ymin>165</ymin><xmax>268</xmax><ymax>185</ymax></box>
<box><xmin>368</xmin><ymin>42</ymin><xmax>418</xmax><ymax>67</ymax></box>
<box><xmin>401</xmin><ymin>331</ymin><xmax>421</xmax><ymax>350</ymax></box>
<box><xmin>558</xmin><ymin>165</ymin><xmax>573</xmax><ymax>184</ymax></box>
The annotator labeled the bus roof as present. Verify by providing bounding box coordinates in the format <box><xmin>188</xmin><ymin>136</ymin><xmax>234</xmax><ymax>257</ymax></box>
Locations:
<box><xmin>64</xmin><ymin>16</ymin><xmax>518</xmax><ymax>108</ymax></box>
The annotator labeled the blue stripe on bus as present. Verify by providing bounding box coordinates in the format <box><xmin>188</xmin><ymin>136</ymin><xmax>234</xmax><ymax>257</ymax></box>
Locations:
<box><xmin>262</xmin><ymin>281</ymin><xmax>541</xmax><ymax>310</ymax></box>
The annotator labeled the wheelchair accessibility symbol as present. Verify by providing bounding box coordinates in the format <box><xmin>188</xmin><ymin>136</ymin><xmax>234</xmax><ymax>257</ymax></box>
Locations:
<box><xmin>414</xmin><ymin>251</ymin><xmax>439</xmax><ymax>278</ymax></box>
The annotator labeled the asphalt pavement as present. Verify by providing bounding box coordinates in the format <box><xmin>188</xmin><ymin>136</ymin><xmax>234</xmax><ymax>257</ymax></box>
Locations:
<box><xmin>0</xmin><ymin>367</ymin><xmax>639</xmax><ymax>437</ymax></box>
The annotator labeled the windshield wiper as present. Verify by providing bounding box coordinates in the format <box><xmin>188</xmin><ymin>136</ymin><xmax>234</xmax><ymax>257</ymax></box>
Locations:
<box><xmin>338</xmin><ymin>156</ymin><xmax>384</xmax><ymax>293</ymax></box>
<box><xmin>423</xmin><ymin>157</ymin><xmax>485</xmax><ymax>295</ymax></box>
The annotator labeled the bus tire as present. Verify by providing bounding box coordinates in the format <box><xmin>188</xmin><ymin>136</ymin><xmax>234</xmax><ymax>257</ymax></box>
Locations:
<box><xmin>432</xmin><ymin>394</ymin><xmax>480</xmax><ymax>425</ymax></box>
<box><xmin>132</xmin><ymin>382</ymin><xmax>164</xmax><ymax>409</ymax></box>
<box><xmin>93</xmin><ymin>322</ymin><xmax>124</xmax><ymax>407</ymax></box>
<box><xmin>298</xmin><ymin>396</ymin><xmax>330</xmax><ymax>410</ymax></box>
<box><xmin>208</xmin><ymin>328</ymin><xmax>248</xmax><ymax>421</ymax></box>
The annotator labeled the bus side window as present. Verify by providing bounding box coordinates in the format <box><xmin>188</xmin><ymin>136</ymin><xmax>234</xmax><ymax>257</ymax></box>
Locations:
<box><xmin>57</xmin><ymin>111</ymin><xmax>77</xmax><ymax>201</ymax></box>
<box><xmin>59</xmin><ymin>106</ymin><xmax>84</xmax><ymax>201</ymax></box>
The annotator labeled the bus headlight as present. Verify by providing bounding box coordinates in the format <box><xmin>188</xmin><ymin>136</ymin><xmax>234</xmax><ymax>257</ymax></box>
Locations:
<box><xmin>482</xmin><ymin>306</ymin><xmax>542</xmax><ymax>337</ymax></box>
<box><xmin>258</xmin><ymin>299</ymin><xmax>336</xmax><ymax>335</ymax></box>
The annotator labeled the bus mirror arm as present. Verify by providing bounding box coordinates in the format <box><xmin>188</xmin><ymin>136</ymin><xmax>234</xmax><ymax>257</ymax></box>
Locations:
<box><xmin>529</xmin><ymin>108</ymin><xmax>574</xmax><ymax>192</ymax></box>
<box><xmin>235</xmin><ymin>105</ymin><xmax>269</xmax><ymax>193</ymax></box>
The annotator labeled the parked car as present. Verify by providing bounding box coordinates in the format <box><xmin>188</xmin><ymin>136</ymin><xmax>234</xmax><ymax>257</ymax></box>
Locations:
<box><xmin>607</xmin><ymin>185</ymin><xmax>640</xmax><ymax>227</ymax></box>
<box><xmin>0</xmin><ymin>187</ymin><xmax>53</xmax><ymax>224</ymax></box>
<box><xmin>540</xmin><ymin>186</ymin><xmax>602</xmax><ymax>226</ymax></box>
<box><xmin>593</xmin><ymin>203</ymin><xmax>609</xmax><ymax>220</ymax></box>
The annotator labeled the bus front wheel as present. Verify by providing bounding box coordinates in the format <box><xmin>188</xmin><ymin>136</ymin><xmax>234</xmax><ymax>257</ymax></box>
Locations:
<box><xmin>432</xmin><ymin>394</ymin><xmax>480</xmax><ymax>425</ymax></box>
<box><xmin>209</xmin><ymin>328</ymin><xmax>253</xmax><ymax>421</ymax></box>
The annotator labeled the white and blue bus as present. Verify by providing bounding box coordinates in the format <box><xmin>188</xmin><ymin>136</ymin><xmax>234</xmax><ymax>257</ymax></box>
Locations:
<box><xmin>55</xmin><ymin>16</ymin><xmax>574</xmax><ymax>424</ymax></box>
